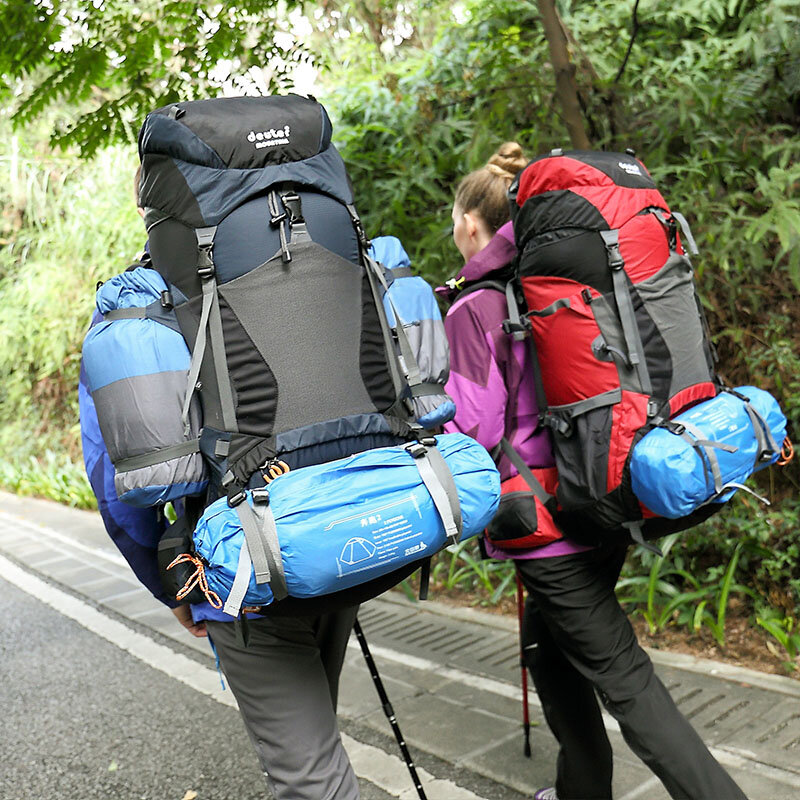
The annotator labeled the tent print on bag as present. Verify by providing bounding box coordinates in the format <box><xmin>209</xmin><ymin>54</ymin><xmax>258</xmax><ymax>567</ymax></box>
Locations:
<box><xmin>340</xmin><ymin>537</ymin><xmax>378</xmax><ymax>565</ymax></box>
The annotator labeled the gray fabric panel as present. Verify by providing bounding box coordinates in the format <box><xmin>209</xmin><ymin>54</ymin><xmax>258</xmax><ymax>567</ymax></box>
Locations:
<box><xmin>411</xmin><ymin>393</ymin><xmax>451</xmax><ymax>421</ymax></box>
<box><xmin>590</xmin><ymin>297</ymin><xmax>642</xmax><ymax>392</ymax></box>
<box><xmin>93</xmin><ymin>370</ymin><xmax>202</xmax><ymax>463</ymax></box>
<box><xmin>114</xmin><ymin>452</ymin><xmax>207</xmax><ymax>494</ymax></box>
<box><xmin>404</xmin><ymin>318</ymin><xmax>450</xmax><ymax>385</ymax></box>
<box><xmin>634</xmin><ymin>255</ymin><xmax>713</xmax><ymax>396</ymax></box>
<box><xmin>218</xmin><ymin>241</ymin><xmax>377</xmax><ymax>433</ymax></box>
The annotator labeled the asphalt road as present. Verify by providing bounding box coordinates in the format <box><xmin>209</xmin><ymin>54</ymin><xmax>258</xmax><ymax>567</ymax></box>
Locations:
<box><xmin>0</xmin><ymin>578</ymin><xmax>392</xmax><ymax>800</ymax></box>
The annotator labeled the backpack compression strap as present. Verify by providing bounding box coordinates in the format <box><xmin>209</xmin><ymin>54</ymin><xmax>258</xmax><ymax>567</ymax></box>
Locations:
<box><xmin>182</xmin><ymin>226</ymin><xmax>239</xmax><ymax>436</ymax></box>
<box><xmin>498</xmin><ymin>438</ymin><xmax>558</xmax><ymax>516</ymax></box>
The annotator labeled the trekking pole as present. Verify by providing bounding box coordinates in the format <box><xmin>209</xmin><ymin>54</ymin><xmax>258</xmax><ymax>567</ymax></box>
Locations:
<box><xmin>353</xmin><ymin>618</ymin><xmax>428</xmax><ymax>800</ymax></box>
<box><xmin>516</xmin><ymin>573</ymin><xmax>532</xmax><ymax>757</ymax></box>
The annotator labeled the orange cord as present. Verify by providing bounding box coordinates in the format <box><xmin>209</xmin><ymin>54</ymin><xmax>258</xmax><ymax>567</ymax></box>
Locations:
<box><xmin>167</xmin><ymin>553</ymin><xmax>223</xmax><ymax>609</ymax></box>
<box><xmin>778</xmin><ymin>436</ymin><xmax>795</xmax><ymax>466</ymax></box>
<box><xmin>262</xmin><ymin>459</ymin><xmax>291</xmax><ymax>483</ymax></box>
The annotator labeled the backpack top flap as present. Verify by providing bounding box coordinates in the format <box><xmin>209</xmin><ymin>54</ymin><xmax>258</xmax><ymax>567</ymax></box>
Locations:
<box><xmin>138</xmin><ymin>95</ymin><xmax>354</xmax><ymax>228</ymax></box>
<box><xmin>508</xmin><ymin>149</ymin><xmax>668</xmax><ymax>251</ymax></box>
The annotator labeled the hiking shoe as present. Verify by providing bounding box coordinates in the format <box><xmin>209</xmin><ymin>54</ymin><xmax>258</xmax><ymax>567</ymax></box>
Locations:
<box><xmin>533</xmin><ymin>789</ymin><xmax>559</xmax><ymax>800</ymax></box>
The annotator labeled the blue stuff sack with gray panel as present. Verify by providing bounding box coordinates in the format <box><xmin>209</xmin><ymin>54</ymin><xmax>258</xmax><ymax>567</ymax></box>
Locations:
<box><xmin>630</xmin><ymin>386</ymin><xmax>787</xmax><ymax>519</ymax></box>
<box><xmin>191</xmin><ymin>433</ymin><xmax>499</xmax><ymax>616</ymax></box>
<box><xmin>82</xmin><ymin>264</ymin><xmax>208</xmax><ymax>506</ymax></box>
<box><xmin>367</xmin><ymin>236</ymin><xmax>456</xmax><ymax>429</ymax></box>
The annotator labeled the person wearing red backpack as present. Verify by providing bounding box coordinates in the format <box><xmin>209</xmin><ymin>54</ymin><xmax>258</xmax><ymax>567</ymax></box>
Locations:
<box><xmin>440</xmin><ymin>143</ymin><xmax>747</xmax><ymax>800</ymax></box>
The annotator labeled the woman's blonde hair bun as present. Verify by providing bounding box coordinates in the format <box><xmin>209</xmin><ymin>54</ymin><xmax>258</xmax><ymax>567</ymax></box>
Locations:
<box><xmin>486</xmin><ymin>142</ymin><xmax>527</xmax><ymax>180</ymax></box>
<box><xmin>454</xmin><ymin>140</ymin><xmax>528</xmax><ymax>234</ymax></box>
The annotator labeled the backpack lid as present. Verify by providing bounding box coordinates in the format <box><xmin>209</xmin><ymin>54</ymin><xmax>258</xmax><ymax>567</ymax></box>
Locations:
<box><xmin>139</xmin><ymin>94</ymin><xmax>332</xmax><ymax>170</ymax></box>
<box><xmin>138</xmin><ymin>95</ymin><xmax>354</xmax><ymax>228</ymax></box>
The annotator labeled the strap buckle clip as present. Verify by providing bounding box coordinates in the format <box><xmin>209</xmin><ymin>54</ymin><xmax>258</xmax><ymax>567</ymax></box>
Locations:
<box><xmin>501</xmin><ymin>317</ymin><xmax>530</xmax><ymax>336</ymax></box>
<box><xmin>251</xmin><ymin>488</ymin><xmax>270</xmax><ymax>504</ymax></box>
<box><xmin>227</xmin><ymin>489</ymin><xmax>247</xmax><ymax>508</ymax></box>
<box><xmin>405</xmin><ymin>441</ymin><xmax>429</xmax><ymax>459</ymax></box>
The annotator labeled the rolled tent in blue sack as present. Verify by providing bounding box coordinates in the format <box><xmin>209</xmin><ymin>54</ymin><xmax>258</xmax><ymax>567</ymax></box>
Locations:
<box><xmin>368</xmin><ymin>236</ymin><xmax>456</xmax><ymax>428</ymax></box>
<box><xmin>630</xmin><ymin>386</ymin><xmax>786</xmax><ymax>519</ymax></box>
<box><xmin>190</xmin><ymin>433</ymin><xmax>500</xmax><ymax>616</ymax></box>
<box><xmin>82</xmin><ymin>267</ymin><xmax>207</xmax><ymax>506</ymax></box>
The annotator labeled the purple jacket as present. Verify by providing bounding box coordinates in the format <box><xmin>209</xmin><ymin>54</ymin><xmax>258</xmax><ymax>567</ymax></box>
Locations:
<box><xmin>441</xmin><ymin>222</ymin><xmax>590</xmax><ymax>560</ymax></box>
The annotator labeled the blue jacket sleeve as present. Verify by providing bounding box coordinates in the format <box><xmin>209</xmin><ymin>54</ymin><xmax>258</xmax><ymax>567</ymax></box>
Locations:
<box><xmin>79</xmin><ymin>310</ymin><xmax>177</xmax><ymax>607</ymax></box>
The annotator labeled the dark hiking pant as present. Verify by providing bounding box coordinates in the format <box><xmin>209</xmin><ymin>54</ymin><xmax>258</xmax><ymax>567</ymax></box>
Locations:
<box><xmin>517</xmin><ymin>544</ymin><xmax>748</xmax><ymax>800</ymax></box>
<box><xmin>207</xmin><ymin>606</ymin><xmax>360</xmax><ymax>800</ymax></box>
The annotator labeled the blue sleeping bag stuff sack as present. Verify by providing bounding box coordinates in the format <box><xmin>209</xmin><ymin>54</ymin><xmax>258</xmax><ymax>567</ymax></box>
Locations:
<box><xmin>191</xmin><ymin>433</ymin><xmax>500</xmax><ymax>616</ymax></box>
<box><xmin>368</xmin><ymin>237</ymin><xmax>456</xmax><ymax>428</ymax></box>
<box><xmin>82</xmin><ymin>267</ymin><xmax>208</xmax><ymax>507</ymax></box>
<box><xmin>630</xmin><ymin>386</ymin><xmax>786</xmax><ymax>519</ymax></box>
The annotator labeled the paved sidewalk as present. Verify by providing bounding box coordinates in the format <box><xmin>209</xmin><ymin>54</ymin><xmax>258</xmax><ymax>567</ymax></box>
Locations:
<box><xmin>3</xmin><ymin>490</ymin><xmax>800</xmax><ymax>799</ymax></box>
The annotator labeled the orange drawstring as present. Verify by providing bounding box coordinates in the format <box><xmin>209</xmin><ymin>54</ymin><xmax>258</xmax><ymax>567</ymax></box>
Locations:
<box><xmin>262</xmin><ymin>459</ymin><xmax>290</xmax><ymax>483</ymax></box>
<box><xmin>778</xmin><ymin>436</ymin><xmax>795</xmax><ymax>466</ymax></box>
<box><xmin>167</xmin><ymin>553</ymin><xmax>222</xmax><ymax>609</ymax></box>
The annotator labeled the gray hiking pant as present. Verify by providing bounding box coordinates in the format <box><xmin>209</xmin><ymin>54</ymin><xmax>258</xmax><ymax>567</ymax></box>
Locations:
<box><xmin>207</xmin><ymin>606</ymin><xmax>360</xmax><ymax>800</ymax></box>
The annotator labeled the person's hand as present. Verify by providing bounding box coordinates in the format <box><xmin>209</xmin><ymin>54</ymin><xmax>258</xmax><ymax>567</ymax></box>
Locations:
<box><xmin>171</xmin><ymin>604</ymin><xmax>207</xmax><ymax>638</ymax></box>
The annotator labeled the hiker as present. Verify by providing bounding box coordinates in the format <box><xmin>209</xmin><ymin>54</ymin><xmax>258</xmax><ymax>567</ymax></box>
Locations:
<box><xmin>440</xmin><ymin>142</ymin><xmax>748</xmax><ymax>800</ymax></box>
<box><xmin>79</xmin><ymin>174</ymin><xmax>361</xmax><ymax>800</ymax></box>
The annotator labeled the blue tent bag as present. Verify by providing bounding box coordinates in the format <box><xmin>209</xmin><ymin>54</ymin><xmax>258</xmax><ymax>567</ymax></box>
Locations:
<box><xmin>191</xmin><ymin>433</ymin><xmax>499</xmax><ymax>616</ymax></box>
<box><xmin>630</xmin><ymin>386</ymin><xmax>786</xmax><ymax>519</ymax></box>
<box><xmin>82</xmin><ymin>267</ymin><xmax>208</xmax><ymax>507</ymax></box>
<box><xmin>368</xmin><ymin>237</ymin><xmax>456</xmax><ymax>428</ymax></box>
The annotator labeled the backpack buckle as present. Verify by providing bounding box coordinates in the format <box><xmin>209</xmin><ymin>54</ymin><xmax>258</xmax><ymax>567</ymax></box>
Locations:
<box><xmin>197</xmin><ymin>246</ymin><xmax>215</xmax><ymax>279</ymax></box>
<box><xmin>405</xmin><ymin>441</ymin><xmax>429</xmax><ymax>458</ymax></box>
<box><xmin>251</xmin><ymin>488</ymin><xmax>270</xmax><ymax>504</ymax></box>
<box><xmin>227</xmin><ymin>489</ymin><xmax>247</xmax><ymax>507</ymax></box>
<box><xmin>501</xmin><ymin>318</ymin><xmax>530</xmax><ymax>336</ymax></box>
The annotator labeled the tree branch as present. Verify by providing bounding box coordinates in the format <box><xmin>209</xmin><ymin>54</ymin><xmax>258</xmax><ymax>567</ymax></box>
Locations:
<box><xmin>536</xmin><ymin>0</ymin><xmax>591</xmax><ymax>149</ymax></box>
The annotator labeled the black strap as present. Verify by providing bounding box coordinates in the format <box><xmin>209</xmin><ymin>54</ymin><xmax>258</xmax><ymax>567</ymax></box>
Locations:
<box><xmin>115</xmin><ymin>438</ymin><xmax>201</xmax><ymax>472</ymax></box>
<box><xmin>499</xmin><ymin>438</ymin><xmax>557</xmax><ymax>514</ymax></box>
<box><xmin>104</xmin><ymin>300</ymin><xmax>183</xmax><ymax>335</ymax></box>
<box><xmin>418</xmin><ymin>559</ymin><xmax>431</xmax><ymax>601</ymax></box>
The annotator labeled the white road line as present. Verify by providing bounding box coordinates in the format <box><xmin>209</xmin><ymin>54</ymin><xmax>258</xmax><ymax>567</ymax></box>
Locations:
<box><xmin>0</xmin><ymin>554</ymin><xmax>488</xmax><ymax>800</ymax></box>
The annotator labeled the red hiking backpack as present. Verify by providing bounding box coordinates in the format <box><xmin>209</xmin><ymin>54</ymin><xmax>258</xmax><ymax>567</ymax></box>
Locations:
<box><xmin>507</xmin><ymin>149</ymin><xmax>721</xmax><ymax>545</ymax></box>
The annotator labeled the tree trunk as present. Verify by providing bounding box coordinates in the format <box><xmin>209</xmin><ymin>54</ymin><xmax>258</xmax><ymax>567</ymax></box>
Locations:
<box><xmin>536</xmin><ymin>0</ymin><xmax>591</xmax><ymax>149</ymax></box>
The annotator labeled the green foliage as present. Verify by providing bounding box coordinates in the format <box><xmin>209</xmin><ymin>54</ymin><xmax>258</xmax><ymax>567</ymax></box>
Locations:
<box><xmin>430</xmin><ymin>539</ymin><xmax>517</xmax><ymax>606</ymax></box>
<box><xmin>0</xmin><ymin>450</ymin><xmax>96</xmax><ymax>509</ymax></box>
<box><xmin>756</xmin><ymin>610</ymin><xmax>800</xmax><ymax>672</ymax></box>
<box><xmin>0</xmin><ymin>0</ymin><xmax>306</xmax><ymax>156</ymax></box>
<box><xmin>0</xmin><ymin>124</ymin><xmax>142</xmax><ymax>463</ymax></box>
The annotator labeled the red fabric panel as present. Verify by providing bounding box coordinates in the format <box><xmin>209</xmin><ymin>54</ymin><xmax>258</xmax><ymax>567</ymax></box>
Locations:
<box><xmin>515</xmin><ymin>157</ymin><xmax>613</xmax><ymax>206</ymax></box>
<box><xmin>521</xmin><ymin>276</ymin><xmax>618</xmax><ymax>407</ymax></box>
<box><xmin>669</xmin><ymin>381</ymin><xmax>718</xmax><ymax>417</ymax></box>
<box><xmin>607</xmin><ymin>391</ymin><xmax>650</xmax><ymax>493</ymax></box>
<box><xmin>491</xmin><ymin>468</ymin><xmax>562</xmax><ymax>550</ymax></box>
<box><xmin>520</xmin><ymin>275</ymin><xmax>589</xmax><ymax>310</ymax></box>
<box><xmin>618</xmin><ymin>213</ymin><xmax>671</xmax><ymax>284</ymax></box>
<box><xmin>568</xmin><ymin>184</ymin><xmax>669</xmax><ymax>230</ymax></box>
